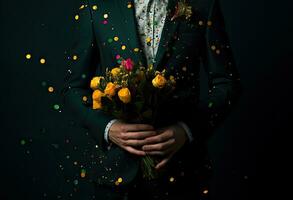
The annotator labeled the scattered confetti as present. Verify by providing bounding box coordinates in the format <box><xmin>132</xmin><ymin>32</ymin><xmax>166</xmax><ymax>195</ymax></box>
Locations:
<box><xmin>40</xmin><ymin>58</ymin><xmax>46</xmax><ymax>64</ymax></box>
<box><xmin>25</xmin><ymin>53</ymin><xmax>32</xmax><ymax>60</ymax></box>
<box><xmin>92</xmin><ymin>5</ymin><xmax>98</xmax><ymax>10</ymax></box>
<box><xmin>41</xmin><ymin>81</ymin><xmax>47</xmax><ymax>87</ymax></box>
<box><xmin>121</xmin><ymin>45</ymin><xmax>126</xmax><ymax>50</ymax></box>
<box><xmin>72</xmin><ymin>55</ymin><xmax>78</xmax><ymax>61</ymax></box>
<box><xmin>20</xmin><ymin>139</ymin><xmax>26</xmax><ymax>145</ymax></box>
<box><xmin>74</xmin><ymin>15</ymin><xmax>79</xmax><ymax>21</ymax></box>
<box><xmin>207</xmin><ymin>20</ymin><xmax>213</xmax><ymax>26</ymax></box>
<box><xmin>127</xmin><ymin>3</ymin><xmax>132</xmax><ymax>9</ymax></box>
<box><xmin>80</xmin><ymin>169</ymin><xmax>86</xmax><ymax>178</ymax></box>
<box><xmin>48</xmin><ymin>86</ymin><xmax>54</xmax><ymax>93</ymax></box>
<box><xmin>117</xmin><ymin>177</ymin><xmax>123</xmax><ymax>183</ymax></box>
<box><xmin>114</xmin><ymin>36</ymin><xmax>119</xmax><ymax>41</ymax></box>
<box><xmin>82</xmin><ymin>96</ymin><xmax>88</xmax><ymax>102</ymax></box>
<box><xmin>81</xmin><ymin>74</ymin><xmax>86</xmax><ymax>79</ymax></box>
<box><xmin>53</xmin><ymin>104</ymin><xmax>60</xmax><ymax>110</ymax></box>
<box><xmin>202</xmin><ymin>189</ymin><xmax>209</xmax><ymax>195</ymax></box>
<box><xmin>103</xmin><ymin>13</ymin><xmax>109</xmax><ymax>19</ymax></box>
<box><xmin>108</xmin><ymin>38</ymin><xmax>113</xmax><ymax>43</ymax></box>
<box><xmin>73</xmin><ymin>179</ymin><xmax>79</xmax><ymax>185</ymax></box>
<box><xmin>169</xmin><ymin>177</ymin><xmax>175</xmax><ymax>182</ymax></box>
<box><xmin>79</xmin><ymin>5</ymin><xmax>85</xmax><ymax>10</ymax></box>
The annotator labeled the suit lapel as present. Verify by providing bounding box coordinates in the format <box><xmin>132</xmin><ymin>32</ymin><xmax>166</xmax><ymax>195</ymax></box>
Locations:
<box><xmin>115</xmin><ymin>0</ymin><xmax>180</xmax><ymax>68</ymax></box>
<box><xmin>115</xmin><ymin>0</ymin><xmax>147</xmax><ymax>66</ymax></box>
<box><xmin>154</xmin><ymin>0</ymin><xmax>180</xmax><ymax>69</ymax></box>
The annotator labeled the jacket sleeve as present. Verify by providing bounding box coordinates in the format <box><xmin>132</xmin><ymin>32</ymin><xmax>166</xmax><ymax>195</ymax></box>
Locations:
<box><xmin>184</xmin><ymin>0</ymin><xmax>242</xmax><ymax>144</ymax></box>
<box><xmin>61</xmin><ymin>2</ymin><xmax>114</xmax><ymax>149</ymax></box>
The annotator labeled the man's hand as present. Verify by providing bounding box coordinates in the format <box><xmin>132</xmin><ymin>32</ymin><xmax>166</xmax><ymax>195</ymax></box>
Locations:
<box><xmin>142</xmin><ymin>124</ymin><xmax>187</xmax><ymax>170</ymax></box>
<box><xmin>108</xmin><ymin>121</ymin><xmax>157</xmax><ymax>156</ymax></box>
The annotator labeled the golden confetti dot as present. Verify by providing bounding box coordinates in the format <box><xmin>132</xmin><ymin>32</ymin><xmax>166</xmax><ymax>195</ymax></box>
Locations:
<box><xmin>198</xmin><ymin>20</ymin><xmax>204</xmax><ymax>26</ymax></box>
<box><xmin>25</xmin><ymin>53</ymin><xmax>32</xmax><ymax>60</ymax></box>
<box><xmin>207</xmin><ymin>20</ymin><xmax>213</xmax><ymax>26</ymax></box>
<box><xmin>211</xmin><ymin>45</ymin><xmax>216</xmax><ymax>51</ymax></box>
<box><xmin>117</xmin><ymin>177</ymin><xmax>123</xmax><ymax>183</ymax></box>
<box><xmin>121</xmin><ymin>45</ymin><xmax>126</xmax><ymax>50</ymax></box>
<box><xmin>103</xmin><ymin>13</ymin><xmax>109</xmax><ymax>19</ymax></box>
<box><xmin>92</xmin><ymin>5</ymin><xmax>98</xmax><ymax>10</ymax></box>
<box><xmin>202</xmin><ymin>189</ymin><xmax>209</xmax><ymax>195</ymax></box>
<box><xmin>82</xmin><ymin>96</ymin><xmax>88</xmax><ymax>102</ymax></box>
<box><xmin>40</xmin><ymin>58</ymin><xmax>46</xmax><ymax>64</ymax></box>
<box><xmin>216</xmin><ymin>49</ymin><xmax>221</xmax><ymax>54</ymax></box>
<box><xmin>48</xmin><ymin>86</ymin><xmax>54</xmax><ymax>93</ymax></box>
<box><xmin>127</xmin><ymin>3</ymin><xmax>132</xmax><ymax>8</ymax></box>
<box><xmin>114</xmin><ymin>36</ymin><xmax>119</xmax><ymax>41</ymax></box>
<box><xmin>74</xmin><ymin>15</ymin><xmax>79</xmax><ymax>20</ymax></box>
<box><xmin>133</xmin><ymin>48</ymin><xmax>139</xmax><ymax>52</ymax></box>
<box><xmin>115</xmin><ymin>181</ymin><xmax>120</xmax><ymax>186</ymax></box>
<box><xmin>80</xmin><ymin>172</ymin><xmax>86</xmax><ymax>178</ymax></box>
<box><xmin>79</xmin><ymin>5</ymin><xmax>85</xmax><ymax>10</ymax></box>
<box><xmin>169</xmin><ymin>177</ymin><xmax>175</xmax><ymax>182</ymax></box>
<box><xmin>146</xmin><ymin>37</ymin><xmax>152</xmax><ymax>43</ymax></box>
<box><xmin>72</xmin><ymin>55</ymin><xmax>78</xmax><ymax>60</ymax></box>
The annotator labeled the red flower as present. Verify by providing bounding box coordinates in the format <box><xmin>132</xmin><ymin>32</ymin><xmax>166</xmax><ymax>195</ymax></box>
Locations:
<box><xmin>121</xmin><ymin>58</ymin><xmax>134</xmax><ymax>71</ymax></box>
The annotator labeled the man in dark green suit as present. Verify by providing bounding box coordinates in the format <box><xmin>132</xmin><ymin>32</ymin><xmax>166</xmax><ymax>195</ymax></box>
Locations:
<box><xmin>62</xmin><ymin>0</ymin><xmax>242</xmax><ymax>199</ymax></box>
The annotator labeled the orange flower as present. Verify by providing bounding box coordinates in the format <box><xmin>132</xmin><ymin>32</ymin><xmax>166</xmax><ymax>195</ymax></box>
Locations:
<box><xmin>90</xmin><ymin>76</ymin><xmax>104</xmax><ymax>90</ymax></box>
<box><xmin>93</xmin><ymin>100</ymin><xmax>102</xmax><ymax>110</ymax></box>
<box><xmin>92</xmin><ymin>89</ymin><xmax>104</xmax><ymax>109</ymax></box>
<box><xmin>111</xmin><ymin>67</ymin><xmax>121</xmax><ymax>77</ymax></box>
<box><xmin>92</xmin><ymin>89</ymin><xmax>104</xmax><ymax>101</ymax></box>
<box><xmin>118</xmin><ymin>88</ymin><xmax>131</xmax><ymax>104</ymax></box>
<box><xmin>152</xmin><ymin>74</ymin><xmax>167</xmax><ymax>88</ymax></box>
<box><xmin>104</xmin><ymin>82</ymin><xmax>117</xmax><ymax>97</ymax></box>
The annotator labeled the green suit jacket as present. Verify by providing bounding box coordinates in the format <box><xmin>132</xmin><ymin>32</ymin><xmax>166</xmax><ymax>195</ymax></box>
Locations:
<box><xmin>62</xmin><ymin>0</ymin><xmax>242</xmax><ymax>188</ymax></box>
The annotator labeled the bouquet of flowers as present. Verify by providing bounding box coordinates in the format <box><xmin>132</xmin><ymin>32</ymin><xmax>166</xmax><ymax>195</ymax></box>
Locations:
<box><xmin>90</xmin><ymin>57</ymin><xmax>176</xmax><ymax>180</ymax></box>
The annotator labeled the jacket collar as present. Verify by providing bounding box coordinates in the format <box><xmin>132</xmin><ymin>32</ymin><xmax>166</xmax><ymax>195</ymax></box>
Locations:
<box><xmin>117</xmin><ymin>0</ymin><xmax>180</xmax><ymax>69</ymax></box>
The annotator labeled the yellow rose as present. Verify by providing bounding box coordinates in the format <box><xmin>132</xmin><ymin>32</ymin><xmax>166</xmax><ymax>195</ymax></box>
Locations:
<box><xmin>93</xmin><ymin>100</ymin><xmax>102</xmax><ymax>110</ymax></box>
<box><xmin>111</xmin><ymin>67</ymin><xmax>121</xmax><ymax>77</ymax></box>
<box><xmin>92</xmin><ymin>89</ymin><xmax>104</xmax><ymax>101</ymax></box>
<box><xmin>118</xmin><ymin>88</ymin><xmax>131</xmax><ymax>104</ymax></box>
<box><xmin>104</xmin><ymin>82</ymin><xmax>117</xmax><ymax>97</ymax></box>
<box><xmin>152</xmin><ymin>74</ymin><xmax>167</xmax><ymax>88</ymax></box>
<box><xmin>90</xmin><ymin>76</ymin><xmax>104</xmax><ymax>90</ymax></box>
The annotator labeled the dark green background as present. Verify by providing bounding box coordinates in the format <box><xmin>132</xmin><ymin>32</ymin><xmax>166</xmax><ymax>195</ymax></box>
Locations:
<box><xmin>0</xmin><ymin>0</ymin><xmax>291</xmax><ymax>199</ymax></box>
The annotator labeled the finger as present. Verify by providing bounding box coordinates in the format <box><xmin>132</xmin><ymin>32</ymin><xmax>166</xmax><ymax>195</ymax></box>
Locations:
<box><xmin>122</xmin><ymin>124</ymin><xmax>154</xmax><ymax>132</ymax></box>
<box><xmin>123</xmin><ymin>131</ymin><xmax>157</xmax><ymax>140</ymax></box>
<box><xmin>143</xmin><ymin>139</ymin><xmax>175</xmax><ymax>151</ymax></box>
<box><xmin>155</xmin><ymin>157</ymin><xmax>170</xmax><ymax>170</ymax></box>
<box><xmin>124</xmin><ymin>139</ymin><xmax>149</xmax><ymax>147</ymax></box>
<box><xmin>145</xmin><ymin>151</ymin><xmax>166</xmax><ymax>156</ymax></box>
<box><xmin>144</xmin><ymin>130</ymin><xmax>174</xmax><ymax>144</ymax></box>
<box><xmin>124</xmin><ymin>146</ymin><xmax>146</xmax><ymax>156</ymax></box>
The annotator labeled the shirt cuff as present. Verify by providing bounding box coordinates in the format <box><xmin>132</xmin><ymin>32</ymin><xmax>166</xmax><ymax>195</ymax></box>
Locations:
<box><xmin>177</xmin><ymin>121</ymin><xmax>194</xmax><ymax>143</ymax></box>
<box><xmin>104</xmin><ymin>119</ymin><xmax>119</xmax><ymax>143</ymax></box>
